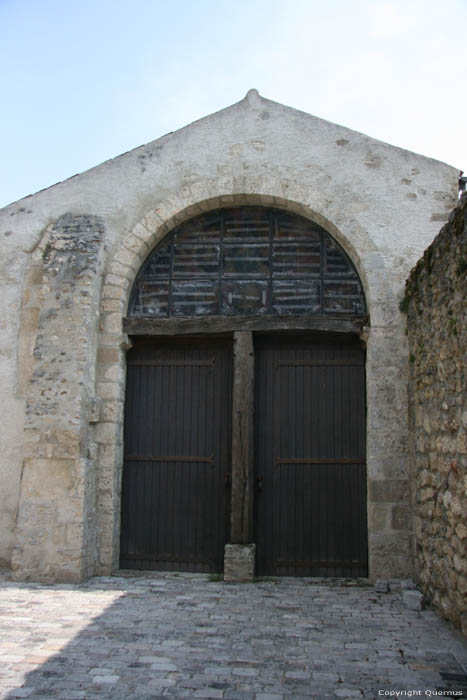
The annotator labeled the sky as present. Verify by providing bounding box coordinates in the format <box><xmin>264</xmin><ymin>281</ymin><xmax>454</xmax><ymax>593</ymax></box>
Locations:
<box><xmin>1</xmin><ymin>0</ymin><xmax>466</xmax><ymax>209</ymax></box>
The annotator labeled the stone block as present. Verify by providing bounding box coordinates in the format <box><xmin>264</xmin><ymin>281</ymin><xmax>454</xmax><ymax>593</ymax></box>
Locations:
<box><xmin>112</xmin><ymin>248</ymin><xmax>137</xmax><ymax>267</ymax></box>
<box><xmin>224</xmin><ymin>544</ymin><xmax>255</xmax><ymax>582</ymax></box>
<box><xmin>101</xmin><ymin>284</ymin><xmax>126</xmax><ymax>301</ymax></box>
<box><xmin>143</xmin><ymin>209</ymin><xmax>165</xmax><ymax>231</ymax></box>
<box><xmin>124</xmin><ymin>233</ymin><xmax>149</xmax><ymax>256</ymax></box>
<box><xmin>369</xmin><ymin>503</ymin><xmax>388</xmax><ymax>531</ymax></box>
<box><xmin>392</xmin><ymin>504</ymin><xmax>411</xmax><ymax>530</ymax></box>
<box><xmin>95</xmin><ymin>423</ymin><xmax>119</xmax><ymax>446</ymax></box>
<box><xmin>375</xmin><ymin>454</ymin><xmax>409</xmax><ymax>480</ymax></box>
<box><xmin>370</xmin><ymin>532</ymin><xmax>414</xmax><ymax>579</ymax></box>
<box><xmin>105</xmin><ymin>273</ymin><xmax>130</xmax><ymax>289</ymax></box>
<box><xmin>131</xmin><ymin>222</ymin><xmax>150</xmax><ymax>240</ymax></box>
<box><xmin>401</xmin><ymin>578</ymin><xmax>417</xmax><ymax>590</ymax></box>
<box><xmin>102</xmin><ymin>364</ymin><xmax>122</xmax><ymax>382</ymax></box>
<box><xmin>402</xmin><ymin>589</ymin><xmax>425</xmax><ymax>611</ymax></box>
<box><xmin>96</xmin><ymin>381</ymin><xmax>124</xmax><ymax>400</ymax></box>
<box><xmin>23</xmin><ymin>263</ymin><xmax>44</xmax><ymax>287</ymax></box>
<box><xmin>375</xmin><ymin>579</ymin><xmax>389</xmax><ymax>593</ymax></box>
<box><xmin>369</xmin><ymin>479</ymin><xmax>409</xmax><ymax>503</ymax></box>
<box><xmin>21</xmin><ymin>458</ymin><xmax>77</xmax><ymax>499</ymax></box>
<box><xmin>100</xmin><ymin>399</ymin><xmax>123</xmax><ymax>423</ymax></box>
<box><xmin>101</xmin><ymin>298</ymin><xmax>123</xmax><ymax>313</ymax></box>
<box><xmin>100</xmin><ymin>312</ymin><xmax>122</xmax><ymax>335</ymax></box>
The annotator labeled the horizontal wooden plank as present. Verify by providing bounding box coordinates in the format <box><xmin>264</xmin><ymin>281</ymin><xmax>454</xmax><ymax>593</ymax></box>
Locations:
<box><xmin>127</xmin><ymin>359</ymin><xmax>215</xmax><ymax>366</ymax></box>
<box><xmin>275</xmin><ymin>559</ymin><xmax>367</xmax><ymax>568</ymax></box>
<box><xmin>123</xmin><ymin>313</ymin><xmax>367</xmax><ymax>337</ymax></box>
<box><xmin>274</xmin><ymin>360</ymin><xmax>364</xmax><ymax>367</ymax></box>
<box><xmin>276</xmin><ymin>457</ymin><xmax>366</xmax><ymax>464</ymax></box>
<box><xmin>122</xmin><ymin>554</ymin><xmax>213</xmax><ymax>563</ymax></box>
<box><xmin>124</xmin><ymin>455</ymin><xmax>213</xmax><ymax>463</ymax></box>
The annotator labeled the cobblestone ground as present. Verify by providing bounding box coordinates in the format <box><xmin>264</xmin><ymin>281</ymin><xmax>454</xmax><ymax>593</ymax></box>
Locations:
<box><xmin>0</xmin><ymin>572</ymin><xmax>466</xmax><ymax>700</ymax></box>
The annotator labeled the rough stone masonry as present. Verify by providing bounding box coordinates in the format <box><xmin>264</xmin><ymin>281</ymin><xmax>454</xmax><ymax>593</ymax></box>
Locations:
<box><xmin>405</xmin><ymin>193</ymin><xmax>467</xmax><ymax>634</ymax></box>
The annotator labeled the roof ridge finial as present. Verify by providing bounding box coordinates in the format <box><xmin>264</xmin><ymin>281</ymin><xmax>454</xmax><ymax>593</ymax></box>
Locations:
<box><xmin>245</xmin><ymin>88</ymin><xmax>260</xmax><ymax>105</ymax></box>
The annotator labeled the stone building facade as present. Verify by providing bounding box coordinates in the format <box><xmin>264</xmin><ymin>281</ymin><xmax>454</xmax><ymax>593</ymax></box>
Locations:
<box><xmin>405</xmin><ymin>194</ymin><xmax>467</xmax><ymax>633</ymax></box>
<box><xmin>0</xmin><ymin>90</ymin><xmax>459</xmax><ymax>586</ymax></box>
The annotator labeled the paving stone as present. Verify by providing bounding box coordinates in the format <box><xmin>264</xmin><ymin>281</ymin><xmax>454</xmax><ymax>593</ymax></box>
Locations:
<box><xmin>374</xmin><ymin>580</ymin><xmax>389</xmax><ymax>593</ymax></box>
<box><xmin>0</xmin><ymin>573</ymin><xmax>466</xmax><ymax>700</ymax></box>
<box><xmin>311</xmin><ymin>671</ymin><xmax>340</xmax><ymax>682</ymax></box>
<box><xmin>400</xmin><ymin>578</ymin><xmax>417</xmax><ymax>590</ymax></box>
<box><xmin>402</xmin><ymin>589</ymin><xmax>425</xmax><ymax>611</ymax></box>
<box><xmin>334</xmin><ymin>688</ymin><xmax>363</xmax><ymax>697</ymax></box>
<box><xmin>92</xmin><ymin>674</ymin><xmax>120</xmax><ymax>683</ymax></box>
<box><xmin>284</xmin><ymin>670</ymin><xmax>310</xmax><ymax>680</ymax></box>
<box><xmin>232</xmin><ymin>667</ymin><xmax>259</xmax><ymax>676</ymax></box>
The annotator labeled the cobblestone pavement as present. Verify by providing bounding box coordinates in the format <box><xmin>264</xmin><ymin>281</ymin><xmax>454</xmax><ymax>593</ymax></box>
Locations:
<box><xmin>0</xmin><ymin>572</ymin><xmax>466</xmax><ymax>700</ymax></box>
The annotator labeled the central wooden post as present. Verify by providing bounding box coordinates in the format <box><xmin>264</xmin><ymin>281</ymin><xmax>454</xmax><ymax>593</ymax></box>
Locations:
<box><xmin>230</xmin><ymin>330</ymin><xmax>254</xmax><ymax>544</ymax></box>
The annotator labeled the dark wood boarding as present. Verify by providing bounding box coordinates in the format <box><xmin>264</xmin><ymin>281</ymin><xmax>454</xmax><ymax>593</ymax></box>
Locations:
<box><xmin>120</xmin><ymin>338</ymin><xmax>233</xmax><ymax>572</ymax></box>
<box><xmin>254</xmin><ymin>334</ymin><xmax>368</xmax><ymax>577</ymax></box>
<box><xmin>128</xmin><ymin>207</ymin><xmax>366</xmax><ymax>319</ymax></box>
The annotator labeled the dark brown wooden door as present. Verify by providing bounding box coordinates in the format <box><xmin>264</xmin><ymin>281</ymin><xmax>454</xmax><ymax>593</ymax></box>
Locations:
<box><xmin>254</xmin><ymin>334</ymin><xmax>367</xmax><ymax>577</ymax></box>
<box><xmin>120</xmin><ymin>338</ymin><xmax>232</xmax><ymax>572</ymax></box>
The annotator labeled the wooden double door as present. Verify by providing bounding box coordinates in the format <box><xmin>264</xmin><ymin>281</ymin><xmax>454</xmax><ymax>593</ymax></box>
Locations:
<box><xmin>120</xmin><ymin>334</ymin><xmax>368</xmax><ymax>576</ymax></box>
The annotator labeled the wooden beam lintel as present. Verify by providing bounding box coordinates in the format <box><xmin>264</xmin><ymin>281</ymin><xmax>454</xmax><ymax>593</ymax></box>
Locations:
<box><xmin>123</xmin><ymin>314</ymin><xmax>368</xmax><ymax>337</ymax></box>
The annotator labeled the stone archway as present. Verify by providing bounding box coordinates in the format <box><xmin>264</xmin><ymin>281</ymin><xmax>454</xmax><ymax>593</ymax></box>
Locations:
<box><xmin>93</xmin><ymin>184</ymin><xmax>410</xmax><ymax>583</ymax></box>
<box><xmin>9</xmin><ymin>186</ymin><xmax>410</xmax><ymax>583</ymax></box>
<box><xmin>99</xmin><ymin>197</ymin><xmax>376</xmax><ymax>576</ymax></box>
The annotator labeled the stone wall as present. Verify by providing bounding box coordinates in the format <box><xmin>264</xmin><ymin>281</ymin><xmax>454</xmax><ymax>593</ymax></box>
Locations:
<box><xmin>405</xmin><ymin>193</ymin><xmax>467</xmax><ymax>634</ymax></box>
<box><xmin>0</xmin><ymin>90</ymin><xmax>459</xmax><ymax>580</ymax></box>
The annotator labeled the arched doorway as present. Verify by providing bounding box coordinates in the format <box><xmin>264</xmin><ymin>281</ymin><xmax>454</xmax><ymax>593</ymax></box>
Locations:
<box><xmin>120</xmin><ymin>206</ymin><xmax>368</xmax><ymax>576</ymax></box>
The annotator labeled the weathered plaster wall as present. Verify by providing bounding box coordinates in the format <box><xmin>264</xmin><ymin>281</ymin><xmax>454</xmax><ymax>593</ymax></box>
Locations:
<box><xmin>0</xmin><ymin>89</ymin><xmax>459</xmax><ymax>580</ymax></box>
<box><xmin>405</xmin><ymin>194</ymin><xmax>467</xmax><ymax>633</ymax></box>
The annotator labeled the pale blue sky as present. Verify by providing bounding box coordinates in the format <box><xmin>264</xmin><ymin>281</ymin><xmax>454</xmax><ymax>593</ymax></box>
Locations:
<box><xmin>1</xmin><ymin>0</ymin><xmax>466</xmax><ymax>208</ymax></box>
